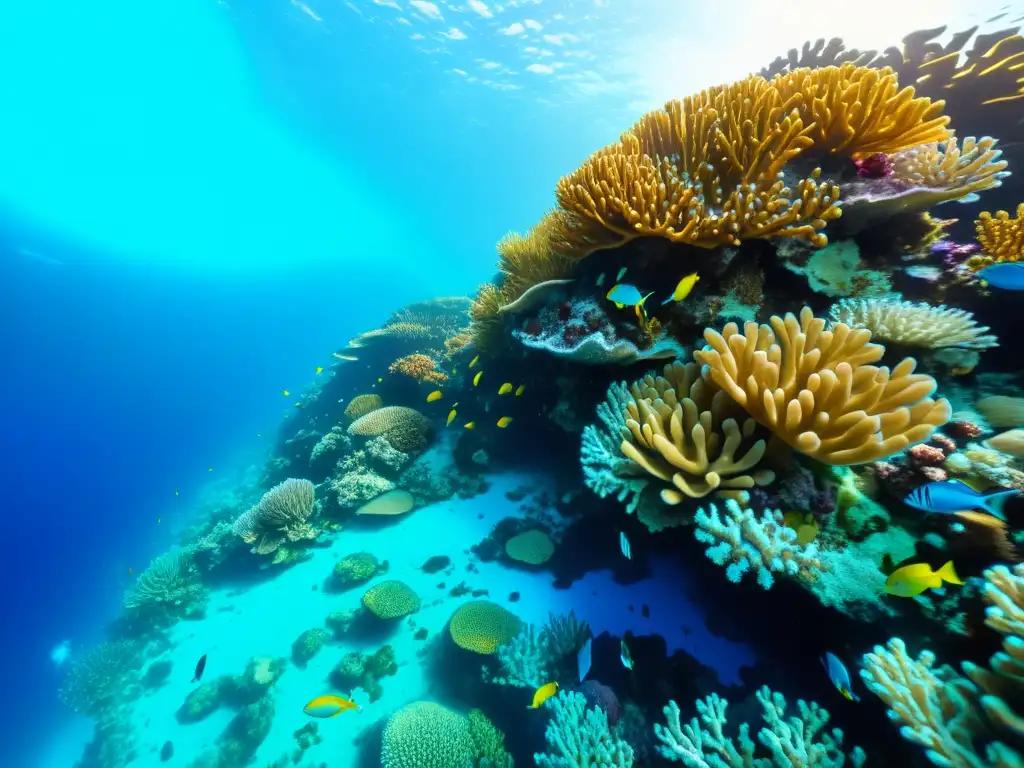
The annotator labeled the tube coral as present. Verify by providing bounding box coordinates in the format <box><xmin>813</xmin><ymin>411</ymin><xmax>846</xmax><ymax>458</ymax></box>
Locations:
<box><xmin>695</xmin><ymin>307</ymin><xmax>951</xmax><ymax>464</ymax></box>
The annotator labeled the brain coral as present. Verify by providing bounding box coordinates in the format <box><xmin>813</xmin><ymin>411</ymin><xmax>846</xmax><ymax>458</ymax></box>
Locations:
<box><xmin>449</xmin><ymin>601</ymin><xmax>521</xmax><ymax>655</ymax></box>
<box><xmin>362</xmin><ymin>580</ymin><xmax>421</xmax><ymax>619</ymax></box>
<box><xmin>505</xmin><ymin>529</ymin><xmax>555</xmax><ymax>565</ymax></box>
<box><xmin>347</xmin><ymin>406</ymin><xmax>432</xmax><ymax>453</ymax></box>
<box><xmin>345</xmin><ymin>394</ymin><xmax>383</xmax><ymax>420</ymax></box>
<box><xmin>381</xmin><ymin>701</ymin><xmax>473</xmax><ymax>768</ymax></box>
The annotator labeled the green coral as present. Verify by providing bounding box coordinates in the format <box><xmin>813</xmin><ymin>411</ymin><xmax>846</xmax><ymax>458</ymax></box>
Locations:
<box><xmin>468</xmin><ymin>709</ymin><xmax>514</xmax><ymax>767</ymax></box>
<box><xmin>291</xmin><ymin>628</ymin><xmax>330</xmax><ymax>668</ymax></box>
<box><xmin>381</xmin><ymin>701</ymin><xmax>473</xmax><ymax>768</ymax></box>
<box><xmin>362</xmin><ymin>580</ymin><xmax>420</xmax><ymax>619</ymax></box>
<box><xmin>333</xmin><ymin>551</ymin><xmax>386</xmax><ymax>588</ymax></box>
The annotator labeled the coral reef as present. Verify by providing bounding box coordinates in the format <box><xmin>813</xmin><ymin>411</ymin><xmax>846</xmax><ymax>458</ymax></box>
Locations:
<box><xmin>58</xmin><ymin>641</ymin><xmax>140</xmax><ymax>718</ymax></box>
<box><xmin>829</xmin><ymin>298</ymin><xmax>998</xmax><ymax>350</ymax></box>
<box><xmin>347</xmin><ymin>405</ymin><xmax>432</xmax><ymax>453</ymax></box>
<box><xmin>493</xmin><ymin>611</ymin><xmax>590</xmax><ymax>688</ymax></box>
<box><xmin>534</xmin><ymin>690</ymin><xmax>634</xmax><ymax>767</ymax></box>
<box><xmin>123</xmin><ymin>550</ymin><xmax>205</xmax><ymax>619</ymax></box>
<box><xmin>231</xmin><ymin>478</ymin><xmax>317</xmax><ymax>555</ymax></box>
<box><xmin>448</xmin><ymin>600</ymin><xmax>522</xmax><ymax>655</ymax></box>
<box><xmin>388</xmin><ymin>353</ymin><xmax>449</xmax><ymax>384</ymax></box>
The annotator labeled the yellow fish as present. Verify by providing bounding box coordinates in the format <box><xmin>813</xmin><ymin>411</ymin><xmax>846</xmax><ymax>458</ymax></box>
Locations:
<box><xmin>515</xmin><ymin>385</ymin><xmax>526</xmax><ymax>397</ymax></box>
<box><xmin>528</xmin><ymin>681</ymin><xmax>559</xmax><ymax>709</ymax></box>
<box><xmin>427</xmin><ymin>390</ymin><xmax>443</xmax><ymax>403</ymax></box>
<box><xmin>885</xmin><ymin>561</ymin><xmax>962</xmax><ymax>598</ymax></box>
<box><xmin>303</xmin><ymin>694</ymin><xmax>360</xmax><ymax>718</ymax></box>
<box><xmin>498</xmin><ymin>383</ymin><xmax>513</xmax><ymax>395</ymax></box>
<box><xmin>469</xmin><ymin>355</ymin><xmax>479</xmax><ymax>369</ymax></box>
<box><xmin>447</xmin><ymin>409</ymin><xmax>458</xmax><ymax>427</ymax></box>
<box><xmin>473</xmin><ymin>371</ymin><xmax>483</xmax><ymax>387</ymax></box>
<box><xmin>315</xmin><ymin>366</ymin><xmax>323</xmax><ymax>374</ymax></box>
<box><xmin>281</xmin><ymin>389</ymin><xmax>290</xmax><ymax>397</ymax></box>
<box><xmin>662</xmin><ymin>272</ymin><xmax>700</xmax><ymax>305</ymax></box>
<box><xmin>464</xmin><ymin>421</ymin><xmax>476</xmax><ymax>430</ymax></box>
<box><xmin>497</xmin><ymin>417</ymin><xmax>513</xmax><ymax>428</ymax></box>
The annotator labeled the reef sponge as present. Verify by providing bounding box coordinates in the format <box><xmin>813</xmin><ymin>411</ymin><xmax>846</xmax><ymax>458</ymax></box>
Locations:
<box><xmin>655</xmin><ymin>686</ymin><xmax>865</xmax><ymax>766</ymax></box>
<box><xmin>975</xmin><ymin>204</ymin><xmax>1024</xmax><ymax>263</ymax></box>
<box><xmin>344</xmin><ymin>394</ymin><xmax>383</xmax><ymax>421</ymax></box>
<box><xmin>829</xmin><ymin>298</ymin><xmax>998</xmax><ymax>350</ymax></box>
<box><xmin>231</xmin><ymin>478</ymin><xmax>317</xmax><ymax>555</ymax></box>
<box><xmin>123</xmin><ymin>550</ymin><xmax>203</xmax><ymax>612</ymax></box>
<box><xmin>696</xmin><ymin>307</ymin><xmax>951</xmax><ymax>465</ymax></box>
<box><xmin>381</xmin><ymin>701</ymin><xmax>473</xmax><ymax>768</ymax></box>
<box><xmin>694</xmin><ymin>498</ymin><xmax>823</xmax><ymax>589</ymax></box>
<box><xmin>534</xmin><ymin>690</ymin><xmax>635</xmax><ymax>767</ymax></box>
<box><xmin>449</xmin><ymin>600</ymin><xmax>521</xmax><ymax>655</ymax></box>
<box><xmin>59</xmin><ymin>641</ymin><xmax>140</xmax><ymax>717</ymax></box>
<box><xmin>362</xmin><ymin>580</ymin><xmax>420</xmax><ymax>619</ymax></box>
<box><xmin>505</xmin><ymin>529</ymin><xmax>555</xmax><ymax>565</ymax></box>
<box><xmin>618</xmin><ymin>362</ymin><xmax>775</xmax><ymax>502</ymax></box>
<box><xmin>347</xmin><ymin>406</ymin><xmax>432</xmax><ymax>453</ymax></box>
<box><xmin>388</xmin><ymin>353</ymin><xmax>448</xmax><ymax>385</ymax></box>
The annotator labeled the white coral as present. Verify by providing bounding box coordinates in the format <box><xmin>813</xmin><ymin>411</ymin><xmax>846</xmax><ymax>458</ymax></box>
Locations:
<box><xmin>829</xmin><ymin>297</ymin><xmax>998</xmax><ymax>350</ymax></box>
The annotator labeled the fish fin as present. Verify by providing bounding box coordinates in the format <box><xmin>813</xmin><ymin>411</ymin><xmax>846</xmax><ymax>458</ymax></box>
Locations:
<box><xmin>638</xmin><ymin>291</ymin><xmax>655</xmax><ymax>308</ymax></box>
<box><xmin>614</xmin><ymin>302</ymin><xmax>624</xmax><ymax>310</ymax></box>
<box><xmin>936</xmin><ymin>560</ymin><xmax>964</xmax><ymax>586</ymax></box>
<box><xmin>981</xmin><ymin>488</ymin><xmax>1019</xmax><ymax>521</ymax></box>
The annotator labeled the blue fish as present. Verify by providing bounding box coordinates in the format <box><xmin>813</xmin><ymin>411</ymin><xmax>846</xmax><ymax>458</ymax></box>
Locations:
<box><xmin>977</xmin><ymin>262</ymin><xmax>1024</xmax><ymax>291</ymax></box>
<box><xmin>606</xmin><ymin>284</ymin><xmax>654</xmax><ymax>309</ymax></box>
<box><xmin>577</xmin><ymin>636</ymin><xmax>592</xmax><ymax>683</ymax></box>
<box><xmin>821</xmin><ymin>652</ymin><xmax>859</xmax><ymax>702</ymax></box>
<box><xmin>904</xmin><ymin>479</ymin><xmax>1018</xmax><ymax>521</ymax></box>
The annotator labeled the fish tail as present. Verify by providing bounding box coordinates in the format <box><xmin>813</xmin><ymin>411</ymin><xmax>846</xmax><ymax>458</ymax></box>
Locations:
<box><xmin>982</xmin><ymin>489</ymin><xmax>1020</xmax><ymax>521</ymax></box>
<box><xmin>638</xmin><ymin>291</ymin><xmax>655</xmax><ymax>308</ymax></box>
<box><xmin>936</xmin><ymin>560</ymin><xmax>964</xmax><ymax>586</ymax></box>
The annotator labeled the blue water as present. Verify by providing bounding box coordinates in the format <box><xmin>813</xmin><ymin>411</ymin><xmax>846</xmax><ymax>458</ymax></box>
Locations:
<box><xmin>0</xmin><ymin>0</ymin><xmax>1012</xmax><ymax>764</ymax></box>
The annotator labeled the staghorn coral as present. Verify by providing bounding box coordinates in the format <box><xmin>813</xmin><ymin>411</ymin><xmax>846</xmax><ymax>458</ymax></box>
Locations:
<box><xmin>696</xmin><ymin>307</ymin><xmax>951</xmax><ymax>465</ymax></box>
<box><xmin>123</xmin><ymin>550</ymin><xmax>203</xmax><ymax>613</ymax></box>
<box><xmin>693</xmin><ymin>499</ymin><xmax>823</xmax><ymax>590</ymax></box>
<box><xmin>388</xmin><ymin>353</ymin><xmax>448</xmax><ymax>384</ymax></box>
<box><xmin>535</xmin><ymin>690</ymin><xmax>635</xmax><ymax>768</ymax></box>
<box><xmin>449</xmin><ymin>600</ymin><xmax>522</xmax><ymax>655</ymax></box>
<box><xmin>970</xmin><ymin>204</ymin><xmax>1024</xmax><ymax>268</ymax></box>
<box><xmin>347</xmin><ymin>406</ymin><xmax>432</xmax><ymax>454</ymax></box>
<box><xmin>59</xmin><ymin>641</ymin><xmax>141</xmax><ymax>717</ymax></box>
<box><xmin>344</xmin><ymin>394</ymin><xmax>383</xmax><ymax>421</ymax></box>
<box><xmin>231</xmin><ymin>478</ymin><xmax>317</xmax><ymax>555</ymax></box>
<box><xmin>829</xmin><ymin>298</ymin><xmax>998</xmax><ymax>350</ymax></box>
<box><xmin>655</xmin><ymin>686</ymin><xmax>865</xmax><ymax>766</ymax></box>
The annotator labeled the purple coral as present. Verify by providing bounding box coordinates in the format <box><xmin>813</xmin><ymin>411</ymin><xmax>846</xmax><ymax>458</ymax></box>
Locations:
<box><xmin>854</xmin><ymin>153</ymin><xmax>893</xmax><ymax>178</ymax></box>
<box><xmin>774</xmin><ymin>464</ymin><xmax>836</xmax><ymax>518</ymax></box>
<box><xmin>575</xmin><ymin>679</ymin><xmax>620</xmax><ymax>726</ymax></box>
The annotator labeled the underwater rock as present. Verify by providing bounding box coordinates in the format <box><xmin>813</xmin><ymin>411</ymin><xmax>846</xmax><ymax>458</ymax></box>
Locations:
<box><xmin>329</xmin><ymin>645</ymin><xmax>397</xmax><ymax>702</ymax></box>
<box><xmin>420</xmin><ymin>555</ymin><xmax>450</xmax><ymax>574</ymax></box>
<box><xmin>160</xmin><ymin>740</ymin><xmax>173</xmax><ymax>761</ymax></box>
<box><xmin>142</xmin><ymin>659</ymin><xmax>173</xmax><ymax>689</ymax></box>
<box><xmin>325</xmin><ymin>607</ymin><xmax>362</xmax><ymax>640</ymax></box>
<box><xmin>176</xmin><ymin>678</ymin><xmax>226</xmax><ymax>724</ymax></box>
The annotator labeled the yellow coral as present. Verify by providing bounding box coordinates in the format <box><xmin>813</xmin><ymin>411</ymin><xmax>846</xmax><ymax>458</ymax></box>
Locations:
<box><xmin>695</xmin><ymin>308</ymin><xmax>951</xmax><ymax>465</ymax></box>
<box><xmin>448</xmin><ymin>601</ymin><xmax>521</xmax><ymax>655</ymax></box>
<box><xmin>362</xmin><ymin>580</ymin><xmax>420</xmax><ymax>619</ymax></box>
<box><xmin>344</xmin><ymin>394</ymin><xmax>383</xmax><ymax>420</ymax></box>
<box><xmin>976</xmin><ymin>204</ymin><xmax>1024</xmax><ymax>263</ymax></box>
<box><xmin>388</xmin><ymin>353</ymin><xmax>448</xmax><ymax>384</ymax></box>
<box><xmin>889</xmin><ymin>136</ymin><xmax>1008</xmax><ymax>205</ymax></box>
<box><xmin>618</xmin><ymin>362</ymin><xmax>774</xmax><ymax>499</ymax></box>
<box><xmin>469</xmin><ymin>283</ymin><xmax>505</xmax><ymax>351</ymax></box>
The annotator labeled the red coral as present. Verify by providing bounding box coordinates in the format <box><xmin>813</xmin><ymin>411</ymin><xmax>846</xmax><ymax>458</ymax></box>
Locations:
<box><xmin>909</xmin><ymin>444</ymin><xmax>946</xmax><ymax>467</ymax></box>
<box><xmin>946</xmin><ymin>420</ymin><xmax>984</xmax><ymax>440</ymax></box>
<box><xmin>929</xmin><ymin>434</ymin><xmax>957</xmax><ymax>456</ymax></box>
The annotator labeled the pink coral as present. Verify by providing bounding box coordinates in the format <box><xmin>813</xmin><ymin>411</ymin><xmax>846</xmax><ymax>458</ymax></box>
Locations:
<box><xmin>908</xmin><ymin>444</ymin><xmax>947</xmax><ymax>467</ymax></box>
<box><xmin>946</xmin><ymin>420</ymin><xmax>984</xmax><ymax>440</ymax></box>
<box><xmin>929</xmin><ymin>434</ymin><xmax>957</xmax><ymax>455</ymax></box>
<box><xmin>854</xmin><ymin>153</ymin><xmax>894</xmax><ymax>178</ymax></box>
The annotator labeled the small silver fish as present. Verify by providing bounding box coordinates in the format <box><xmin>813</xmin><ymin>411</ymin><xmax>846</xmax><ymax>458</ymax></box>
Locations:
<box><xmin>596</xmin><ymin>272</ymin><xmax>606</xmax><ymax>287</ymax></box>
<box><xmin>619</xmin><ymin>531</ymin><xmax>632</xmax><ymax>560</ymax></box>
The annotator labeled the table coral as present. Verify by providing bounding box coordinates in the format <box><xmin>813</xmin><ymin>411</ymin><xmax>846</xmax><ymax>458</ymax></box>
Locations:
<box><xmin>693</xmin><ymin>498</ymin><xmax>823</xmax><ymax>589</ymax></box>
<box><xmin>696</xmin><ymin>307</ymin><xmax>951</xmax><ymax>465</ymax></box>
<box><xmin>654</xmin><ymin>686</ymin><xmax>865</xmax><ymax>767</ymax></box>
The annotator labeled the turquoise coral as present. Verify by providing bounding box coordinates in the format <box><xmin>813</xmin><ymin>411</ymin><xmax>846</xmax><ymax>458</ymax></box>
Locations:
<box><xmin>535</xmin><ymin>690</ymin><xmax>635</xmax><ymax>767</ymax></box>
<box><xmin>655</xmin><ymin>687</ymin><xmax>865</xmax><ymax>767</ymax></box>
<box><xmin>582</xmin><ymin>381</ymin><xmax>648</xmax><ymax>514</ymax></box>
<box><xmin>693</xmin><ymin>499</ymin><xmax>824</xmax><ymax>589</ymax></box>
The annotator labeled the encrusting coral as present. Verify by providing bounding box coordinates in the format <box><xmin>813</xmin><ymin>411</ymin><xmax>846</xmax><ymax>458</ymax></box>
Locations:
<box><xmin>231</xmin><ymin>478</ymin><xmax>317</xmax><ymax>556</ymax></box>
<box><xmin>696</xmin><ymin>307</ymin><xmax>951</xmax><ymax>465</ymax></box>
<box><xmin>829</xmin><ymin>298</ymin><xmax>998</xmax><ymax>350</ymax></box>
<box><xmin>655</xmin><ymin>686</ymin><xmax>865</xmax><ymax>766</ymax></box>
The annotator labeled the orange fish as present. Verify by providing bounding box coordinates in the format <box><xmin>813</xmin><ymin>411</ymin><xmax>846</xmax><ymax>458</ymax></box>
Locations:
<box><xmin>303</xmin><ymin>694</ymin><xmax>360</xmax><ymax>718</ymax></box>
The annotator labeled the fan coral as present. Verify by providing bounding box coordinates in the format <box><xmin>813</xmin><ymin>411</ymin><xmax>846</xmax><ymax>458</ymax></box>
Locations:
<box><xmin>123</xmin><ymin>551</ymin><xmax>203</xmax><ymax>612</ymax></box>
<box><xmin>655</xmin><ymin>686</ymin><xmax>865</xmax><ymax>766</ymax></box>
<box><xmin>694</xmin><ymin>499</ymin><xmax>824</xmax><ymax>589</ymax></box>
<box><xmin>696</xmin><ymin>307</ymin><xmax>951</xmax><ymax>464</ymax></box>
<box><xmin>347</xmin><ymin>406</ymin><xmax>432</xmax><ymax>453</ymax></box>
<box><xmin>829</xmin><ymin>298</ymin><xmax>998</xmax><ymax>349</ymax></box>
<box><xmin>388</xmin><ymin>353</ymin><xmax>448</xmax><ymax>385</ymax></box>
<box><xmin>344</xmin><ymin>394</ymin><xmax>383</xmax><ymax>420</ymax></box>
<box><xmin>534</xmin><ymin>690</ymin><xmax>634</xmax><ymax>767</ymax></box>
<box><xmin>362</xmin><ymin>580</ymin><xmax>420</xmax><ymax>619</ymax></box>
<box><xmin>448</xmin><ymin>600</ymin><xmax>521</xmax><ymax>655</ymax></box>
<box><xmin>231</xmin><ymin>478</ymin><xmax>317</xmax><ymax>555</ymax></box>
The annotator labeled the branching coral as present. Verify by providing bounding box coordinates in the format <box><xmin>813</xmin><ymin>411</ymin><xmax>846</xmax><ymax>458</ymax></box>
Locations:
<box><xmin>493</xmin><ymin>611</ymin><xmax>591</xmax><ymax>688</ymax></box>
<box><xmin>693</xmin><ymin>499</ymin><xmax>823</xmax><ymax>589</ymax></box>
<box><xmin>696</xmin><ymin>307</ymin><xmax>951</xmax><ymax>465</ymax></box>
<box><xmin>535</xmin><ymin>690</ymin><xmax>635</xmax><ymax>768</ymax></box>
<box><xmin>655</xmin><ymin>686</ymin><xmax>865</xmax><ymax>767</ymax></box>
<box><xmin>582</xmin><ymin>381</ymin><xmax>651</xmax><ymax>515</ymax></box>
<box><xmin>231</xmin><ymin>478</ymin><xmax>317</xmax><ymax>555</ymax></box>
<box><xmin>123</xmin><ymin>551</ymin><xmax>203</xmax><ymax>612</ymax></box>
<box><xmin>829</xmin><ymin>298</ymin><xmax>998</xmax><ymax>350</ymax></box>
<box><xmin>388</xmin><ymin>353</ymin><xmax>448</xmax><ymax>384</ymax></box>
